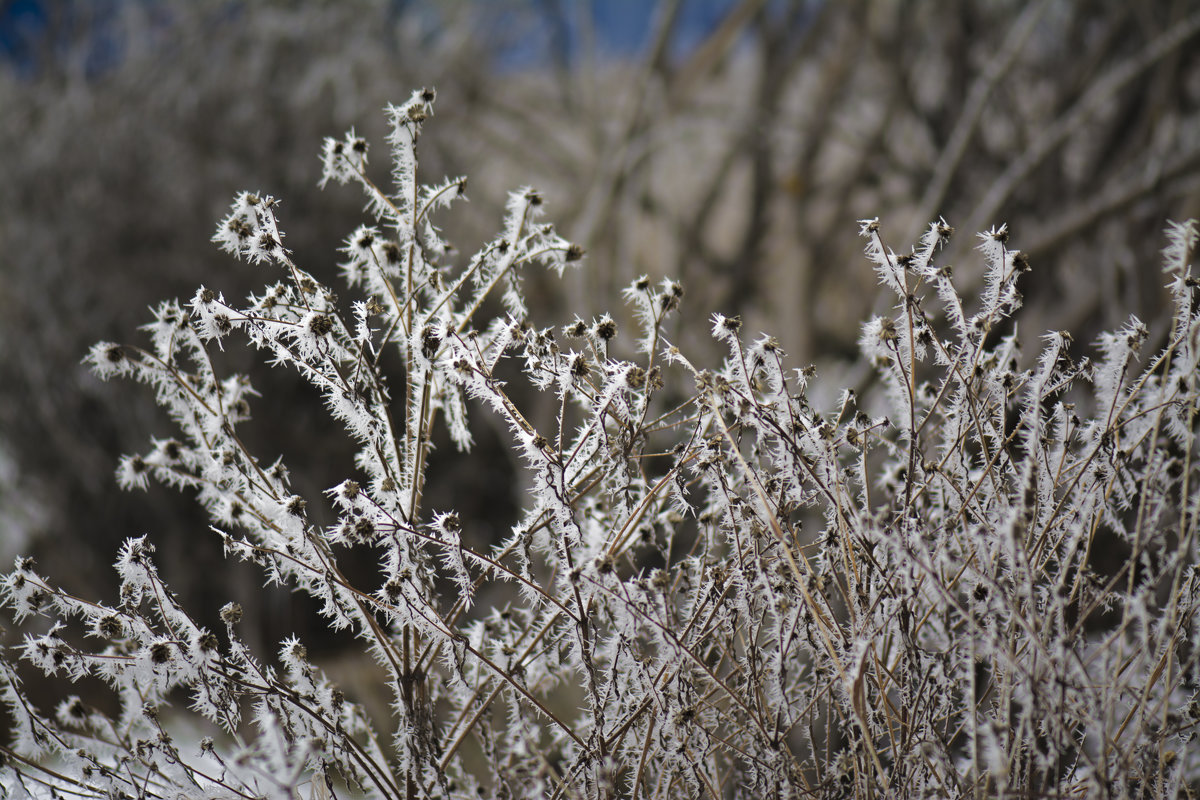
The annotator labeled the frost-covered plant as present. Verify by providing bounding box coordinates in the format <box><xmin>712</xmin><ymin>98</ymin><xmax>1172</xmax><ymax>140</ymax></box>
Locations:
<box><xmin>2</xmin><ymin>89</ymin><xmax>1200</xmax><ymax>799</ymax></box>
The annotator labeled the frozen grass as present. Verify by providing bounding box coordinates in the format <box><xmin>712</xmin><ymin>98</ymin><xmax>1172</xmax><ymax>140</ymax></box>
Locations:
<box><xmin>3</xmin><ymin>90</ymin><xmax>1200</xmax><ymax>799</ymax></box>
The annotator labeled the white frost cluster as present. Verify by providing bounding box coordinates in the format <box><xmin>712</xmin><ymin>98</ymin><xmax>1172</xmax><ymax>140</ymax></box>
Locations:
<box><xmin>4</xmin><ymin>94</ymin><xmax>1200</xmax><ymax>800</ymax></box>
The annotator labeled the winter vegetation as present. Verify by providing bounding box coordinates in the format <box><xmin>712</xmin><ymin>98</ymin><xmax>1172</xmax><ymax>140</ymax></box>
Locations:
<box><xmin>4</xmin><ymin>2</ymin><xmax>1200</xmax><ymax>798</ymax></box>
<box><xmin>2</xmin><ymin>83</ymin><xmax>1200</xmax><ymax>798</ymax></box>
<box><xmin>4</xmin><ymin>0</ymin><xmax>1199</xmax><ymax>634</ymax></box>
